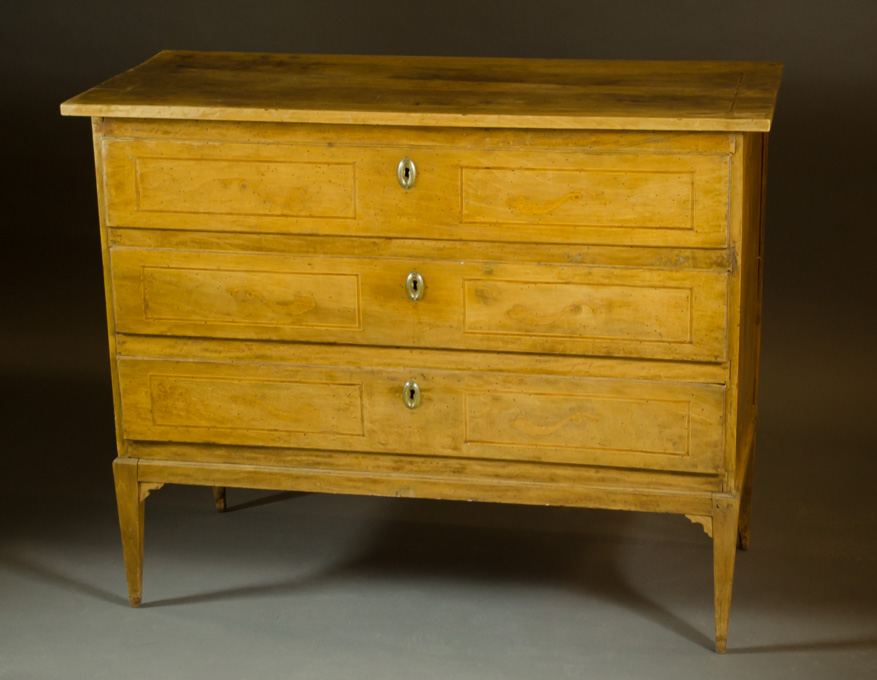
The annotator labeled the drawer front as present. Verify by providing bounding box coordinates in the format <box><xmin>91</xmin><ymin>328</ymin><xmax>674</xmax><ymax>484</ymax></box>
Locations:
<box><xmin>103</xmin><ymin>138</ymin><xmax>729</xmax><ymax>247</ymax></box>
<box><xmin>117</xmin><ymin>358</ymin><xmax>725</xmax><ymax>474</ymax></box>
<box><xmin>112</xmin><ymin>248</ymin><xmax>374</xmax><ymax>344</ymax></box>
<box><xmin>428</xmin><ymin>261</ymin><xmax>728</xmax><ymax>362</ymax></box>
<box><xmin>111</xmin><ymin>248</ymin><xmax>728</xmax><ymax>361</ymax></box>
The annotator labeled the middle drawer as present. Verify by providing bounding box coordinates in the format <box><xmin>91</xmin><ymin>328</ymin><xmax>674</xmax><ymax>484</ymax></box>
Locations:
<box><xmin>111</xmin><ymin>248</ymin><xmax>728</xmax><ymax>362</ymax></box>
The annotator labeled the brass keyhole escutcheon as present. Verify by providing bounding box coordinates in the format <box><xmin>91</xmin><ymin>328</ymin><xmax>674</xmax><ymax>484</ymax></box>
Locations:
<box><xmin>406</xmin><ymin>271</ymin><xmax>425</xmax><ymax>301</ymax></box>
<box><xmin>397</xmin><ymin>157</ymin><xmax>416</xmax><ymax>189</ymax></box>
<box><xmin>402</xmin><ymin>380</ymin><xmax>421</xmax><ymax>409</ymax></box>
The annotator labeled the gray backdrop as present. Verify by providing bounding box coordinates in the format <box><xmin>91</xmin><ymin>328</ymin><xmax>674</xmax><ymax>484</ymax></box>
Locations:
<box><xmin>1</xmin><ymin>1</ymin><xmax>875</xmax><ymax>677</ymax></box>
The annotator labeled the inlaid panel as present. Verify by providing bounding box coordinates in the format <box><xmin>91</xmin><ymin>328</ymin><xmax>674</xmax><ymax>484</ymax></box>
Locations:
<box><xmin>149</xmin><ymin>374</ymin><xmax>363</xmax><ymax>436</ymax></box>
<box><xmin>456</xmin><ymin>264</ymin><xmax>728</xmax><ymax>361</ymax></box>
<box><xmin>458</xmin><ymin>151</ymin><xmax>729</xmax><ymax>246</ymax></box>
<box><xmin>463</xmin><ymin>279</ymin><xmax>692</xmax><ymax>343</ymax></box>
<box><xmin>134</xmin><ymin>157</ymin><xmax>356</xmax><ymax>219</ymax></box>
<box><xmin>140</xmin><ymin>266</ymin><xmax>360</xmax><ymax>329</ymax></box>
<box><xmin>464</xmin><ymin>377</ymin><xmax>725</xmax><ymax>472</ymax></box>
<box><xmin>111</xmin><ymin>248</ymin><xmax>372</xmax><ymax>342</ymax></box>
<box><xmin>119</xmin><ymin>359</ymin><xmax>370</xmax><ymax>448</ymax></box>
<box><xmin>461</xmin><ymin>167</ymin><xmax>693</xmax><ymax>228</ymax></box>
<box><xmin>466</xmin><ymin>391</ymin><xmax>690</xmax><ymax>455</ymax></box>
<box><xmin>104</xmin><ymin>140</ymin><xmax>356</xmax><ymax>228</ymax></box>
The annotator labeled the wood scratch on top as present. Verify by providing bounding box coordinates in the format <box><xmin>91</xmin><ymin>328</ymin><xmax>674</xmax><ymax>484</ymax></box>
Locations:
<box><xmin>728</xmin><ymin>72</ymin><xmax>745</xmax><ymax>115</ymax></box>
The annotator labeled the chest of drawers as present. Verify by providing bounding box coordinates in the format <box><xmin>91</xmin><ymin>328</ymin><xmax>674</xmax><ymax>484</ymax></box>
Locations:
<box><xmin>62</xmin><ymin>51</ymin><xmax>781</xmax><ymax>652</ymax></box>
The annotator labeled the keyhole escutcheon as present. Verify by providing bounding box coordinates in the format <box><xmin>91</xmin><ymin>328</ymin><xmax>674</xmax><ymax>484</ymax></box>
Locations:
<box><xmin>397</xmin><ymin>157</ymin><xmax>416</xmax><ymax>189</ymax></box>
<box><xmin>406</xmin><ymin>271</ymin><xmax>425</xmax><ymax>301</ymax></box>
<box><xmin>402</xmin><ymin>380</ymin><xmax>421</xmax><ymax>409</ymax></box>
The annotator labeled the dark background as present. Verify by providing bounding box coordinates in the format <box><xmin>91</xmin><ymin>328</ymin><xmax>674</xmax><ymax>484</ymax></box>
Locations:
<box><xmin>1</xmin><ymin>0</ymin><xmax>875</xmax><ymax>674</ymax></box>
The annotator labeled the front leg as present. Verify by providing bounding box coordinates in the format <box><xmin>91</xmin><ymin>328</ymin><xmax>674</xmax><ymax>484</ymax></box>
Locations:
<box><xmin>113</xmin><ymin>457</ymin><xmax>145</xmax><ymax>607</ymax></box>
<box><xmin>712</xmin><ymin>496</ymin><xmax>741</xmax><ymax>653</ymax></box>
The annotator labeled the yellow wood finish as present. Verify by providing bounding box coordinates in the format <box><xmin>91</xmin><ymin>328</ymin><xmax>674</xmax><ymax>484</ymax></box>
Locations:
<box><xmin>116</xmin><ymin>355</ymin><xmax>724</xmax><ymax>473</ymax></box>
<box><xmin>712</xmin><ymin>496</ymin><xmax>742</xmax><ymax>653</ymax></box>
<box><xmin>685</xmin><ymin>514</ymin><xmax>714</xmax><ymax>538</ymax></box>
<box><xmin>116</xmin><ymin>334</ymin><xmax>729</xmax><ymax>384</ymax></box>
<box><xmin>737</xmin><ymin>447</ymin><xmax>756</xmax><ymax>550</ymax></box>
<box><xmin>91</xmin><ymin>120</ymin><xmax>126</xmax><ymax>458</ymax></box>
<box><xmin>101</xmin><ymin>135</ymin><xmax>731</xmax><ymax>247</ymax></box>
<box><xmin>136</xmin><ymin>458</ymin><xmax>715</xmax><ymax>516</ymax></box>
<box><xmin>62</xmin><ymin>52</ymin><xmax>780</xmax><ymax>653</ymax></box>
<box><xmin>107</xmin><ymin>225</ymin><xmax>734</xmax><ymax>275</ymax></box>
<box><xmin>97</xmin><ymin>117</ymin><xmax>738</xmax><ymax>155</ymax></box>
<box><xmin>110</xmin><ymin>247</ymin><xmax>728</xmax><ymax>361</ymax></box>
<box><xmin>112</xmin><ymin>458</ymin><xmax>143</xmax><ymax>607</ymax></box>
<box><xmin>61</xmin><ymin>51</ymin><xmax>781</xmax><ymax>131</ymax></box>
<box><xmin>126</xmin><ymin>440</ymin><xmax>720</xmax><ymax>495</ymax></box>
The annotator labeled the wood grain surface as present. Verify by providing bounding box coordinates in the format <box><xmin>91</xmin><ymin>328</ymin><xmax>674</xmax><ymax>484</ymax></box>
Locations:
<box><xmin>101</xmin><ymin>132</ymin><xmax>731</xmax><ymax>247</ymax></box>
<box><xmin>61</xmin><ymin>51</ymin><xmax>782</xmax><ymax>131</ymax></box>
<box><xmin>116</xmin><ymin>356</ymin><xmax>725</xmax><ymax>474</ymax></box>
<box><xmin>64</xmin><ymin>53</ymin><xmax>780</xmax><ymax>651</ymax></box>
<box><xmin>110</xmin><ymin>247</ymin><xmax>728</xmax><ymax>361</ymax></box>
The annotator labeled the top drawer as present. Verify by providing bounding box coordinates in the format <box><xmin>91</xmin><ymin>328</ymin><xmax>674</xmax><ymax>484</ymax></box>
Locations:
<box><xmin>102</xmin><ymin>137</ymin><xmax>730</xmax><ymax>248</ymax></box>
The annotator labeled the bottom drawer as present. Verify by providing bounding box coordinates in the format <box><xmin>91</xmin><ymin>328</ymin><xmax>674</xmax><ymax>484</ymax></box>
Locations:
<box><xmin>118</xmin><ymin>358</ymin><xmax>725</xmax><ymax>474</ymax></box>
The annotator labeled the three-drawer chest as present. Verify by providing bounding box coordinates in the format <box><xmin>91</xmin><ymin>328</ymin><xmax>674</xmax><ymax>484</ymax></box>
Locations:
<box><xmin>62</xmin><ymin>51</ymin><xmax>781</xmax><ymax>652</ymax></box>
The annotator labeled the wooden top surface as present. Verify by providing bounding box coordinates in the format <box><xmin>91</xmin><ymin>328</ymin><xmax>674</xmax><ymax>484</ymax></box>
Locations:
<box><xmin>61</xmin><ymin>51</ymin><xmax>782</xmax><ymax>131</ymax></box>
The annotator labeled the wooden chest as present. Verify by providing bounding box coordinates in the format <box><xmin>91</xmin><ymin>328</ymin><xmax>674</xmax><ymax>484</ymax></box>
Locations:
<box><xmin>61</xmin><ymin>51</ymin><xmax>781</xmax><ymax>652</ymax></box>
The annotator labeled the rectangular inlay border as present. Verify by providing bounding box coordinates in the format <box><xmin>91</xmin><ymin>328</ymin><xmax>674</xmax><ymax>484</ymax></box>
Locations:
<box><xmin>139</xmin><ymin>265</ymin><xmax>363</xmax><ymax>330</ymax></box>
<box><xmin>133</xmin><ymin>156</ymin><xmax>357</xmax><ymax>219</ymax></box>
<box><xmin>462</xmin><ymin>278</ymin><xmax>694</xmax><ymax>344</ymax></box>
<box><xmin>460</xmin><ymin>166</ymin><xmax>696</xmax><ymax>230</ymax></box>
<box><xmin>464</xmin><ymin>389</ymin><xmax>692</xmax><ymax>456</ymax></box>
<box><xmin>147</xmin><ymin>374</ymin><xmax>366</xmax><ymax>437</ymax></box>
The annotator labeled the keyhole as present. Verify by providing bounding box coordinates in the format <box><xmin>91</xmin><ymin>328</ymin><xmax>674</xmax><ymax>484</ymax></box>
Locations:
<box><xmin>397</xmin><ymin>157</ymin><xmax>416</xmax><ymax>189</ymax></box>
<box><xmin>403</xmin><ymin>380</ymin><xmax>420</xmax><ymax>409</ymax></box>
<box><xmin>406</xmin><ymin>271</ymin><xmax>424</xmax><ymax>301</ymax></box>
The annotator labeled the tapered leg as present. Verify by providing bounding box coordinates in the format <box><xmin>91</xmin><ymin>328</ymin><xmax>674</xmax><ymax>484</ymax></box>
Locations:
<box><xmin>213</xmin><ymin>486</ymin><xmax>227</xmax><ymax>513</ymax></box>
<box><xmin>737</xmin><ymin>446</ymin><xmax>755</xmax><ymax>550</ymax></box>
<box><xmin>113</xmin><ymin>457</ymin><xmax>144</xmax><ymax>607</ymax></box>
<box><xmin>712</xmin><ymin>497</ymin><xmax>741</xmax><ymax>653</ymax></box>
